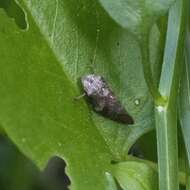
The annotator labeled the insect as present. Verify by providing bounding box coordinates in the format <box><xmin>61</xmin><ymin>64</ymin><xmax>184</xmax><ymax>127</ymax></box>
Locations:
<box><xmin>80</xmin><ymin>74</ymin><xmax>134</xmax><ymax>124</ymax></box>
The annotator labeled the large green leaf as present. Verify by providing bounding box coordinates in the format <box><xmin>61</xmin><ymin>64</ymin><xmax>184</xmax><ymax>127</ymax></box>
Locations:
<box><xmin>98</xmin><ymin>0</ymin><xmax>176</xmax><ymax>40</ymax></box>
<box><xmin>112</xmin><ymin>161</ymin><xmax>158</xmax><ymax>190</ymax></box>
<box><xmin>0</xmin><ymin>2</ymin><xmax>113</xmax><ymax>190</ymax></box>
<box><xmin>0</xmin><ymin>0</ymin><xmax>159</xmax><ymax>159</ymax></box>
<box><xmin>23</xmin><ymin>0</ymin><xmax>160</xmax><ymax>159</ymax></box>
<box><xmin>0</xmin><ymin>0</ymin><xmax>161</xmax><ymax>189</ymax></box>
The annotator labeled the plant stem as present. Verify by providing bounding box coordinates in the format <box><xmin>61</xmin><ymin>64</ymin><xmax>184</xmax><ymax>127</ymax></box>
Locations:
<box><xmin>155</xmin><ymin>1</ymin><xmax>186</xmax><ymax>190</ymax></box>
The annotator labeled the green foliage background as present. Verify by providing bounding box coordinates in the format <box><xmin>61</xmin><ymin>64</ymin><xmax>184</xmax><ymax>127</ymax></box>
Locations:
<box><xmin>0</xmin><ymin>0</ymin><xmax>189</xmax><ymax>190</ymax></box>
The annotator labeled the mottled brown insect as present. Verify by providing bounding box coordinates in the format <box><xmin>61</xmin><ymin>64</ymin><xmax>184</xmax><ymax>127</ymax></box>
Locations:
<box><xmin>81</xmin><ymin>74</ymin><xmax>134</xmax><ymax>124</ymax></box>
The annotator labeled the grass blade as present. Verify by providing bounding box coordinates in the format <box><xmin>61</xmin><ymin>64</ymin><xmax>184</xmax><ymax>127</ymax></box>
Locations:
<box><xmin>155</xmin><ymin>0</ymin><xmax>186</xmax><ymax>190</ymax></box>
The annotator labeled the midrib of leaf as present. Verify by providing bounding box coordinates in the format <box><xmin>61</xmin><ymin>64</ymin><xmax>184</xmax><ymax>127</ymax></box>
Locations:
<box><xmin>155</xmin><ymin>1</ymin><xmax>186</xmax><ymax>190</ymax></box>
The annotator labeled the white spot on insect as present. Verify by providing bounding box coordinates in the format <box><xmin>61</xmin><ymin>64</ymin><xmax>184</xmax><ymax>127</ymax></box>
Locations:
<box><xmin>102</xmin><ymin>88</ymin><xmax>109</xmax><ymax>96</ymax></box>
<box><xmin>81</xmin><ymin>74</ymin><xmax>104</xmax><ymax>96</ymax></box>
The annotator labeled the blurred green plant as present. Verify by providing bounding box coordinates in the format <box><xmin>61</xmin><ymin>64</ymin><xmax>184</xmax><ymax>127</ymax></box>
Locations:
<box><xmin>0</xmin><ymin>0</ymin><xmax>189</xmax><ymax>190</ymax></box>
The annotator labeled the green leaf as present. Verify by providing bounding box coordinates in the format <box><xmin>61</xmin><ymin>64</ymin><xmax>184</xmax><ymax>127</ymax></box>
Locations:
<box><xmin>0</xmin><ymin>0</ymin><xmax>27</xmax><ymax>29</ymax></box>
<box><xmin>105</xmin><ymin>172</ymin><xmax>118</xmax><ymax>190</ymax></box>
<box><xmin>0</xmin><ymin>0</ymin><xmax>162</xmax><ymax>188</ymax></box>
<box><xmin>125</xmin><ymin>156</ymin><xmax>187</xmax><ymax>187</ymax></box>
<box><xmin>112</xmin><ymin>161</ymin><xmax>158</xmax><ymax>190</ymax></box>
<box><xmin>98</xmin><ymin>0</ymin><xmax>176</xmax><ymax>104</ymax></box>
<box><xmin>0</xmin><ymin>0</ymin><xmax>159</xmax><ymax>162</ymax></box>
<box><xmin>25</xmin><ymin>0</ymin><xmax>161</xmax><ymax>160</ymax></box>
<box><xmin>98</xmin><ymin>0</ymin><xmax>176</xmax><ymax>40</ymax></box>
<box><xmin>0</xmin><ymin>1</ymin><xmax>113</xmax><ymax>189</ymax></box>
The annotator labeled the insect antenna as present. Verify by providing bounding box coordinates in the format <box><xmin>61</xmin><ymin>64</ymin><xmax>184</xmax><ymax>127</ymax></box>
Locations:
<box><xmin>74</xmin><ymin>93</ymin><xmax>86</xmax><ymax>100</ymax></box>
